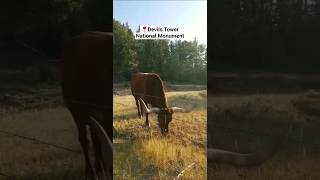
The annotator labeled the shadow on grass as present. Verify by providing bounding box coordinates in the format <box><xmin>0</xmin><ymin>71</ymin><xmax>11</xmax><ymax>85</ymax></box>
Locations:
<box><xmin>208</xmin><ymin>96</ymin><xmax>320</xmax><ymax>159</ymax></box>
<box><xmin>208</xmin><ymin>100</ymin><xmax>295</xmax><ymax>152</ymax></box>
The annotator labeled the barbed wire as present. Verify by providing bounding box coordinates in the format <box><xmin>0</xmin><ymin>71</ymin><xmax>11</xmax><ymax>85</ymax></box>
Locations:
<box><xmin>0</xmin><ymin>129</ymin><xmax>80</xmax><ymax>153</ymax></box>
<box><xmin>0</xmin><ymin>172</ymin><xmax>17</xmax><ymax>179</ymax></box>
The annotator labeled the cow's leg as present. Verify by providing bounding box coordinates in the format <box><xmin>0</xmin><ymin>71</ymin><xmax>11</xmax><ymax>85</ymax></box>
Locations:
<box><xmin>139</xmin><ymin>99</ymin><xmax>143</xmax><ymax>118</ymax></box>
<box><xmin>145</xmin><ymin>113</ymin><xmax>150</xmax><ymax>127</ymax></box>
<box><xmin>134</xmin><ymin>97</ymin><xmax>142</xmax><ymax>118</ymax></box>
<box><xmin>70</xmin><ymin>111</ymin><xmax>97</xmax><ymax>180</ymax></box>
<box><xmin>90</xmin><ymin>126</ymin><xmax>106</xmax><ymax>179</ymax></box>
<box><xmin>142</xmin><ymin>103</ymin><xmax>150</xmax><ymax>128</ymax></box>
<box><xmin>101</xmin><ymin>112</ymin><xmax>113</xmax><ymax>180</ymax></box>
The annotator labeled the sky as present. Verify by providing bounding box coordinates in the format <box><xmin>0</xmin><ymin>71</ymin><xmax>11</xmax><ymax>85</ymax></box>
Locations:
<box><xmin>113</xmin><ymin>0</ymin><xmax>207</xmax><ymax>44</ymax></box>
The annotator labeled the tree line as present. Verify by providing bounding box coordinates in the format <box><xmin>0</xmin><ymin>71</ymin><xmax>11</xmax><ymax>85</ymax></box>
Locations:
<box><xmin>113</xmin><ymin>20</ymin><xmax>207</xmax><ymax>84</ymax></box>
<box><xmin>210</xmin><ymin>0</ymin><xmax>320</xmax><ymax>73</ymax></box>
<box><xmin>0</xmin><ymin>0</ymin><xmax>111</xmax><ymax>58</ymax></box>
<box><xmin>0</xmin><ymin>1</ymin><xmax>206</xmax><ymax>84</ymax></box>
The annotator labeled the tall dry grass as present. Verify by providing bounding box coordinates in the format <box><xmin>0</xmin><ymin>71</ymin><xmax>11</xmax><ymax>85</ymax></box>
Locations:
<box><xmin>208</xmin><ymin>92</ymin><xmax>320</xmax><ymax>180</ymax></box>
<box><xmin>113</xmin><ymin>91</ymin><xmax>207</xmax><ymax>180</ymax></box>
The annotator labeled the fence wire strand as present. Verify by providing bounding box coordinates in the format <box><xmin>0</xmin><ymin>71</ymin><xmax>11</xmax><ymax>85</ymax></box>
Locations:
<box><xmin>0</xmin><ymin>172</ymin><xmax>17</xmax><ymax>179</ymax></box>
<box><xmin>0</xmin><ymin>129</ymin><xmax>80</xmax><ymax>153</ymax></box>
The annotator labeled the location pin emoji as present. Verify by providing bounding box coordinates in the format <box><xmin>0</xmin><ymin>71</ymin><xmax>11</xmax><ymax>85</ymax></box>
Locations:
<box><xmin>143</xmin><ymin>26</ymin><xmax>146</xmax><ymax>32</ymax></box>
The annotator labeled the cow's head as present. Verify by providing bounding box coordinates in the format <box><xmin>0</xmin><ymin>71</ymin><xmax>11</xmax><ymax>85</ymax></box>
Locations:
<box><xmin>139</xmin><ymin>98</ymin><xmax>186</xmax><ymax>134</ymax></box>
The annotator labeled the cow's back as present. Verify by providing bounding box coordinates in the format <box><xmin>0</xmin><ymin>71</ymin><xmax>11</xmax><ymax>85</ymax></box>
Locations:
<box><xmin>131</xmin><ymin>73</ymin><xmax>167</xmax><ymax>108</ymax></box>
<box><xmin>62</xmin><ymin>32</ymin><xmax>112</xmax><ymax>107</ymax></box>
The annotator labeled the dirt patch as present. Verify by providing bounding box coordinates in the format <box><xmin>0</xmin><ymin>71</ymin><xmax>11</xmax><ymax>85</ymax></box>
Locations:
<box><xmin>208</xmin><ymin>73</ymin><xmax>320</xmax><ymax>94</ymax></box>
<box><xmin>0</xmin><ymin>86</ymin><xmax>63</xmax><ymax>110</ymax></box>
<box><xmin>291</xmin><ymin>90</ymin><xmax>320</xmax><ymax>118</ymax></box>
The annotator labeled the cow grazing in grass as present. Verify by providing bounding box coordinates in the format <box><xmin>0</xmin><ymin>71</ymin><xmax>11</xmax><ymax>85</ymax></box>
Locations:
<box><xmin>61</xmin><ymin>31</ymin><xmax>113</xmax><ymax>180</ymax></box>
<box><xmin>131</xmin><ymin>73</ymin><xmax>186</xmax><ymax>134</ymax></box>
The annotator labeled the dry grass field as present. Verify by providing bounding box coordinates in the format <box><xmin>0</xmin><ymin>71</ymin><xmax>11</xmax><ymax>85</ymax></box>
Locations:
<box><xmin>113</xmin><ymin>89</ymin><xmax>207</xmax><ymax>180</ymax></box>
<box><xmin>1</xmin><ymin>78</ymin><xmax>319</xmax><ymax>180</ymax></box>
<box><xmin>0</xmin><ymin>107</ymin><xmax>84</xmax><ymax>180</ymax></box>
<box><xmin>208</xmin><ymin>91</ymin><xmax>320</xmax><ymax>180</ymax></box>
<box><xmin>0</xmin><ymin>82</ymin><xmax>207</xmax><ymax>180</ymax></box>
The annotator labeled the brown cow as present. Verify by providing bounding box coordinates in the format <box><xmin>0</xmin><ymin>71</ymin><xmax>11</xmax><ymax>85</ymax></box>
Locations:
<box><xmin>61</xmin><ymin>31</ymin><xmax>113</xmax><ymax>180</ymax></box>
<box><xmin>131</xmin><ymin>73</ymin><xmax>186</xmax><ymax>134</ymax></box>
